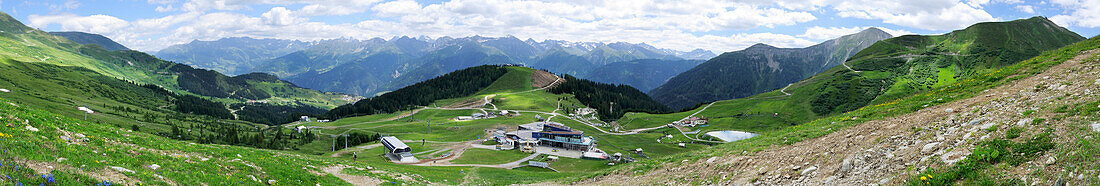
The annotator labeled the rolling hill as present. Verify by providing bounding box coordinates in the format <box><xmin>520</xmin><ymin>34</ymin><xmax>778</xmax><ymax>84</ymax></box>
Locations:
<box><xmin>615</xmin><ymin>17</ymin><xmax>1082</xmax><ymax>136</ymax></box>
<box><xmin>650</xmin><ymin>28</ymin><xmax>893</xmax><ymax>110</ymax></box>
<box><xmin>4</xmin><ymin>8</ymin><xmax>1096</xmax><ymax>185</ymax></box>
<box><xmin>0</xmin><ymin>12</ymin><xmax>353</xmax><ymax>124</ymax></box>
<box><xmin>582</xmin><ymin>31</ymin><xmax>1100</xmax><ymax>186</ymax></box>
<box><xmin>48</xmin><ymin>31</ymin><xmax>130</xmax><ymax>51</ymax></box>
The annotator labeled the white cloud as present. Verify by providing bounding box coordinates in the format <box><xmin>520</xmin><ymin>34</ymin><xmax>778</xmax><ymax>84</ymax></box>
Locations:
<box><xmin>799</xmin><ymin>26</ymin><xmax>866</xmax><ymax>40</ymax></box>
<box><xmin>63</xmin><ymin>0</ymin><xmax>80</xmax><ymax>10</ymax></box>
<box><xmin>261</xmin><ymin>7</ymin><xmax>302</xmax><ymax>26</ymax></box>
<box><xmin>798</xmin><ymin>26</ymin><xmax>914</xmax><ymax>40</ymax></box>
<box><xmin>1050</xmin><ymin>0</ymin><xmax>1100</xmax><ymax>28</ymax></box>
<box><xmin>28</xmin><ymin>14</ymin><xmax>129</xmax><ymax>34</ymax></box>
<box><xmin>297</xmin><ymin>0</ymin><xmax>383</xmax><ymax>16</ymax></box>
<box><xmin>29</xmin><ymin>0</ymin><xmax>1029</xmax><ymax>53</ymax></box>
<box><xmin>833</xmin><ymin>1</ymin><xmax>997</xmax><ymax>30</ymax></box>
<box><xmin>1015</xmin><ymin>5</ymin><xmax>1035</xmax><ymax>13</ymax></box>
<box><xmin>372</xmin><ymin>0</ymin><xmax>421</xmax><ymax>17</ymax></box>
<box><xmin>155</xmin><ymin>5</ymin><xmax>176</xmax><ymax>12</ymax></box>
<box><xmin>761</xmin><ymin>0</ymin><xmax>997</xmax><ymax>31</ymax></box>
<box><xmin>876</xmin><ymin>27</ymin><xmax>915</xmax><ymax>37</ymax></box>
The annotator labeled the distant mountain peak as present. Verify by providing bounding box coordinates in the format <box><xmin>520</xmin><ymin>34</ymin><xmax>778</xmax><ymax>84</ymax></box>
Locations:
<box><xmin>746</xmin><ymin>43</ymin><xmax>776</xmax><ymax>49</ymax></box>
<box><xmin>860</xmin><ymin>27</ymin><xmax>888</xmax><ymax>35</ymax></box>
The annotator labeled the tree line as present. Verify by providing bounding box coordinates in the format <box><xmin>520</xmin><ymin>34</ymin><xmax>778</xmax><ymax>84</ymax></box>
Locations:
<box><xmin>324</xmin><ymin>65</ymin><xmax>509</xmax><ymax>119</ymax></box>
<box><xmin>548</xmin><ymin>74</ymin><xmax>671</xmax><ymax>121</ymax></box>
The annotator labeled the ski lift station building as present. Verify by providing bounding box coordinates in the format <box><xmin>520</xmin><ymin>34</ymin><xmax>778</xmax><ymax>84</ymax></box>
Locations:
<box><xmin>381</xmin><ymin>136</ymin><xmax>411</xmax><ymax>154</ymax></box>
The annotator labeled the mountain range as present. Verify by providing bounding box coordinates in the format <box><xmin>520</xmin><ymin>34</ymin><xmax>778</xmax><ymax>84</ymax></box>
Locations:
<box><xmin>5</xmin><ymin>6</ymin><xmax>1100</xmax><ymax>185</ymax></box>
<box><xmin>156</xmin><ymin>35</ymin><xmax>717</xmax><ymax>96</ymax></box>
<box><xmin>584</xmin><ymin>59</ymin><xmax>705</xmax><ymax>92</ymax></box>
<box><xmin>156</xmin><ymin>37</ymin><xmax>314</xmax><ymax>75</ymax></box>
<box><xmin>649</xmin><ymin>28</ymin><xmax>893</xmax><ymax>109</ymax></box>
<box><xmin>0</xmin><ymin>12</ymin><xmax>352</xmax><ymax>125</ymax></box>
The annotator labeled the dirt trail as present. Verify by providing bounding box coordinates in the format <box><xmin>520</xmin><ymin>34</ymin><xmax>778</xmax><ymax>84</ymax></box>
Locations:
<box><xmin>579</xmin><ymin>49</ymin><xmax>1100</xmax><ymax>185</ymax></box>
<box><xmin>19</xmin><ymin>158</ymin><xmax>147</xmax><ymax>185</ymax></box>
<box><xmin>322</xmin><ymin>165</ymin><xmax>384</xmax><ymax>186</ymax></box>
<box><xmin>531</xmin><ymin>70</ymin><xmax>560</xmax><ymax>88</ymax></box>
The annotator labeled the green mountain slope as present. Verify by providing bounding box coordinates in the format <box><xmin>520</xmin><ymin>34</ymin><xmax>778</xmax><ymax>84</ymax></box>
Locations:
<box><xmin>819</xmin><ymin>16</ymin><xmax>1084</xmax><ymax>115</ymax></box>
<box><xmin>583</xmin><ymin>33</ymin><xmax>1100</xmax><ymax>186</ymax></box>
<box><xmin>324</xmin><ymin>65</ymin><xmax>511</xmax><ymax>119</ymax></box>
<box><xmin>617</xmin><ymin>17</ymin><xmax>1081</xmax><ymax>136</ymax></box>
<box><xmin>585</xmin><ymin>59</ymin><xmax>704</xmax><ymax>92</ymax></box>
<box><xmin>0</xmin><ymin>12</ymin><xmax>352</xmax><ymax>110</ymax></box>
<box><xmin>651</xmin><ymin>28</ymin><xmax>893</xmax><ymax>109</ymax></box>
<box><xmin>48</xmin><ymin>31</ymin><xmax>130</xmax><ymax>51</ymax></box>
<box><xmin>549</xmin><ymin>74</ymin><xmax>672</xmax><ymax>120</ymax></box>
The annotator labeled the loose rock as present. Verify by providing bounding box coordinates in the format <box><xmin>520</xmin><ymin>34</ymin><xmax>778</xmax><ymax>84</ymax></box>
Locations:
<box><xmin>110</xmin><ymin>166</ymin><xmax>135</xmax><ymax>173</ymax></box>
<box><xmin>801</xmin><ymin>166</ymin><xmax>817</xmax><ymax>176</ymax></box>
<box><xmin>922</xmin><ymin>143</ymin><xmax>940</xmax><ymax>154</ymax></box>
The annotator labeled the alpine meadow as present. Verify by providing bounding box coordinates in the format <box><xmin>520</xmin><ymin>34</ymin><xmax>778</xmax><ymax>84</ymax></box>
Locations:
<box><xmin>2</xmin><ymin>0</ymin><xmax>1100</xmax><ymax>185</ymax></box>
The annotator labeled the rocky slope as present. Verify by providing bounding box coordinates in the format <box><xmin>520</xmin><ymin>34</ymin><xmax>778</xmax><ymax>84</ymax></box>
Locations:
<box><xmin>579</xmin><ymin>47</ymin><xmax>1100</xmax><ymax>185</ymax></box>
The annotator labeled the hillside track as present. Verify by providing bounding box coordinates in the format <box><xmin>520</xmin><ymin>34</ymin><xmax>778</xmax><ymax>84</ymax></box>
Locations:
<box><xmin>578</xmin><ymin>49</ymin><xmax>1100</xmax><ymax>185</ymax></box>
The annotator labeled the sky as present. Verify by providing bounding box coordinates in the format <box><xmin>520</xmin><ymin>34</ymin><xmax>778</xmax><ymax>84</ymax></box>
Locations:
<box><xmin>5</xmin><ymin>0</ymin><xmax>1099</xmax><ymax>53</ymax></box>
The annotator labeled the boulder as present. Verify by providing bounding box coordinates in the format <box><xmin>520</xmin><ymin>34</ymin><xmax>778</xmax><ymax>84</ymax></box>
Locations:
<box><xmin>801</xmin><ymin>166</ymin><xmax>817</xmax><ymax>176</ymax></box>
<box><xmin>921</xmin><ymin>143</ymin><xmax>941</xmax><ymax>154</ymax></box>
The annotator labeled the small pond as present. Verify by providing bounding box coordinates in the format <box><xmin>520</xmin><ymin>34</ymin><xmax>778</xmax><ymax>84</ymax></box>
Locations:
<box><xmin>704</xmin><ymin>131</ymin><xmax>759</xmax><ymax>142</ymax></box>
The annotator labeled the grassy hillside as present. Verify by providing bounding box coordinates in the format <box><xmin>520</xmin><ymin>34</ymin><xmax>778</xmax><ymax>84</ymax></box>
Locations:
<box><xmin>0</xmin><ymin>12</ymin><xmax>352</xmax><ymax>110</ymax></box>
<box><xmin>292</xmin><ymin>65</ymin><xmax>704</xmax><ymax>184</ymax></box>
<box><xmin>619</xmin><ymin>17</ymin><xmax>1081</xmax><ymax>132</ymax></box>
<box><xmin>324</xmin><ymin>65</ymin><xmax>510</xmax><ymax>119</ymax></box>
<box><xmin>577</xmin><ymin>34</ymin><xmax>1100</xmax><ymax>185</ymax></box>
<box><xmin>577</xmin><ymin>31</ymin><xmax>1100</xmax><ymax>185</ymax></box>
<box><xmin>650</xmin><ymin>28</ymin><xmax>892</xmax><ymax>110</ymax></box>
<box><xmin>49</xmin><ymin>31</ymin><xmax>130</xmax><ymax>51</ymax></box>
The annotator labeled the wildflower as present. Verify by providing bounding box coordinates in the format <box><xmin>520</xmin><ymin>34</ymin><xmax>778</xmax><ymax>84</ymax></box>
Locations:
<box><xmin>920</xmin><ymin>176</ymin><xmax>927</xmax><ymax>181</ymax></box>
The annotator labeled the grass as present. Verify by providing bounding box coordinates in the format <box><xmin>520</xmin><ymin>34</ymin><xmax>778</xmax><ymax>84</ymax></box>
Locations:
<box><xmin>909</xmin><ymin>133</ymin><xmax>1055</xmax><ymax>185</ymax></box>
<box><xmin>932</xmin><ymin>65</ymin><xmax>958</xmax><ymax>88</ymax></box>
<box><xmin>475</xmin><ymin>66</ymin><xmax>535</xmax><ymax>95</ymax></box>
<box><xmin>571</xmin><ymin>36</ymin><xmax>1100</xmax><ymax>183</ymax></box>
<box><xmin>450</xmin><ymin>148</ymin><xmax>532</xmax><ymax>165</ymax></box>
<box><xmin>0</xmin><ymin>97</ymin><xmax>367</xmax><ymax>185</ymax></box>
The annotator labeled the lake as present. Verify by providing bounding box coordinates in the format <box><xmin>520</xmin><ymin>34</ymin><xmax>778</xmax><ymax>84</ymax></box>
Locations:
<box><xmin>704</xmin><ymin>131</ymin><xmax>759</xmax><ymax>142</ymax></box>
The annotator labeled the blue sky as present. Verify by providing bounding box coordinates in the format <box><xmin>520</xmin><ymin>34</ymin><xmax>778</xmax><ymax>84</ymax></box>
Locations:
<box><xmin>5</xmin><ymin>0</ymin><xmax>1098</xmax><ymax>52</ymax></box>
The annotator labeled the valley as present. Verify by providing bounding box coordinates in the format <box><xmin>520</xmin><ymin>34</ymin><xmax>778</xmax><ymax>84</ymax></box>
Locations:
<box><xmin>1</xmin><ymin>3</ymin><xmax>1098</xmax><ymax>185</ymax></box>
